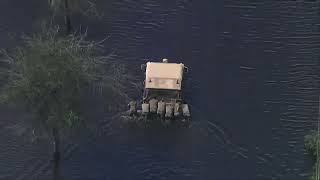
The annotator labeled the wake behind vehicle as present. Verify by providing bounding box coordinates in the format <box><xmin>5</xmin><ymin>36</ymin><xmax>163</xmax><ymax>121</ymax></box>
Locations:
<box><xmin>127</xmin><ymin>59</ymin><xmax>191</xmax><ymax>126</ymax></box>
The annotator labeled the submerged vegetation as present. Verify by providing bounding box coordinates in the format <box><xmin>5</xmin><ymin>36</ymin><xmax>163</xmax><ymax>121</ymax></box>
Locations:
<box><xmin>0</xmin><ymin>27</ymin><xmax>126</xmax><ymax>179</ymax></box>
<box><xmin>305</xmin><ymin>131</ymin><xmax>320</xmax><ymax>180</ymax></box>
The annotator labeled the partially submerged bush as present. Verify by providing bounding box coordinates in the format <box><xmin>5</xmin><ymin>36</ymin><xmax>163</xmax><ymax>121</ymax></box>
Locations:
<box><xmin>305</xmin><ymin>131</ymin><xmax>320</xmax><ymax>180</ymax></box>
<box><xmin>0</xmin><ymin>28</ymin><xmax>131</xmax><ymax>180</ymax></box>
<box><xmin>0</xmin><ymin>26</ymin><xmax>129</xmax><ymax>142</ymax></box>
<box><xmin>1</xmin><ymin>27</ymin><xmax>128</xmax><ymax>111</ymax></box>
<box><xmin>305</xmin><ymin>132</ymin><xmax>320</xmax><ymax>156</ymax></box>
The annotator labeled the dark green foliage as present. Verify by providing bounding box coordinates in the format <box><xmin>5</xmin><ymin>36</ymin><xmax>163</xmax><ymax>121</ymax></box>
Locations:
<box><xmin>0</xmin><ymin>28</ymin><xmax>128</xmax><ymax>179</ymax></box>
<box><xmin>310</xmin><ymin>162</ymin><xmax>320</xmax><ymax>180</ymax></box>
<box><xmin>0</xmin><ymin>27</ymin><xmax>122</xmax><ymax>130</ymax></box>
<box><xmin>305</xmin><ymin>131</ymin><xmax>320</xmax><ymax>180</ymax></box>
<box><xmin>305</xmin><ymin>131</ymin><xmax>320</xmax><ymax>157</ymax></box>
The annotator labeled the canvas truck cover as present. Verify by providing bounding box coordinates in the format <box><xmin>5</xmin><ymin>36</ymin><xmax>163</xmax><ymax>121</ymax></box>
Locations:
<box><xmin>145</xmin><ymin>62</ymin><xmax>184</xmax><ymax>90</ymax></box>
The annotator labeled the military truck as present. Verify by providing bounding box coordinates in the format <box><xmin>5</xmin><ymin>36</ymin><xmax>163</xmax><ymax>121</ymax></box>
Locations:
<box><xmin>128</xmin><ymin>59</ymin><xmax>190</xmax><ymax>125</ymax></box>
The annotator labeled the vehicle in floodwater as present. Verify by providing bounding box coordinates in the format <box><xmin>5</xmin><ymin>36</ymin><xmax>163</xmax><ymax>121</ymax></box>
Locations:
<box><xmin>127</xmin><ymin>59</ymin><xmax>191</xmax><ymax>126</ymax></box>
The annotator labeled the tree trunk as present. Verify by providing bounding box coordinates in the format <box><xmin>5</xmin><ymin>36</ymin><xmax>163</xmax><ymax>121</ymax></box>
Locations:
<box><xmin>52</xmin><ymin>127</ymin><xmax>60</xmax><ymax>180</ymax></box>
<box><xmin>64</xmin><ymin>0</ymin><xmax>72</xmax><ymax>34</ymax></box>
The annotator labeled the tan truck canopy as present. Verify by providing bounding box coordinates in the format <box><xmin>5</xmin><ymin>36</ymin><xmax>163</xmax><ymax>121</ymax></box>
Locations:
<box><xmin>145</xmin><ymin>62</ymin><xmax>184</xmax><ymax>90</ymax></box>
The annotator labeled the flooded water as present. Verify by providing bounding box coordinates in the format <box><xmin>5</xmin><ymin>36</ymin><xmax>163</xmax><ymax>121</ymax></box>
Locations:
<box><xmin>0</xmin><ymin>0</ymin><xmax>319</xmax><ymax>179</ymax></box>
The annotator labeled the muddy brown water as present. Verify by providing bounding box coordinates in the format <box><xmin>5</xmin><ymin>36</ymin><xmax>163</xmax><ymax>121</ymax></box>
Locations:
<box><xmin>0</xmin><ymin>0</ymin><xmax>319</xmax><ymax>180</ymax></box>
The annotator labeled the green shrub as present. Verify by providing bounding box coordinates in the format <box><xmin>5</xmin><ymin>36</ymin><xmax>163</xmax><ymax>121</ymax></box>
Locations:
<box><xmin>305</xmin><ymin>131</ymin><xmax>320</xmax><ymax>180</ymax></box>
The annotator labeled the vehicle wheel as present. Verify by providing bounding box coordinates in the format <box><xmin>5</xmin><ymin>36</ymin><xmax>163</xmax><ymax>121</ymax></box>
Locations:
<box><xmin>165</xmin><ymin>119</ymin><xmax>171</xmax><ymax>126</ymax></box>
<box><xmin>142</xmin><ymin>115</ymin><xmax>148</xmax><ymax>123</ymax></box>
<box><xmin>182</xmin><ymin>117</ymin><xmax>191</xmax><ymax>127</ymax></box>
<box><xmin>162</xmin><ymin>119</ymin><xmax>171</xmax><ymax>127</ymax></box>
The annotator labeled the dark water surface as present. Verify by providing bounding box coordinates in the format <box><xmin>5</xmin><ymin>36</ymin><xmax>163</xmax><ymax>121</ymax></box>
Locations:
<box><xmin>0</xmin><ymin>0</ymin><xmax>319</xmax><ymax>180</ymax></box>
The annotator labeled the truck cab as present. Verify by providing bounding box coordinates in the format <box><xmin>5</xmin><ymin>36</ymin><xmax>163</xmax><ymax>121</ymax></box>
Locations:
<box><xmin>129</xmin><ymin>59</ymin><xmax>190</xmax><ymax>124</ymax></box>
